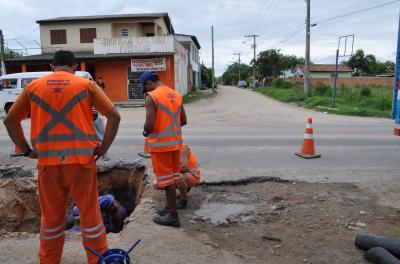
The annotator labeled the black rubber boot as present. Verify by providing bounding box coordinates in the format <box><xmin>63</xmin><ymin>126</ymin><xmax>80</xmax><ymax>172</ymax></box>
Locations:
<box><xmin>176</xmin><ymin>199</ymin><xmax>188</xmax><ymax>209</ymax></box>
<box><xmin>157</xmin><ymin>207</ymin><xmax>169</xmax><ymax>216</ymax></box>
<box><xmin>153</xmin><ymin>211</ymin><xmax>180</xmax><ymax>227</ymax></box>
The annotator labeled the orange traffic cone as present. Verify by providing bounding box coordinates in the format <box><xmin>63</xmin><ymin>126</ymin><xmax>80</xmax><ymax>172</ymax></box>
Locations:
<box><xmin>138</xmin><ymin>138</ymin><xmax>151</xmax><ymax>159</ymax></box>
<box><xmin>395</xmin><ymin>128</ymin><xmax>400</xmax><ymax>136</ymax></box>
<box><xmin>295</xmin><ymin>118</ymin><xmax>321</xmax><ymax>159</ymax></box>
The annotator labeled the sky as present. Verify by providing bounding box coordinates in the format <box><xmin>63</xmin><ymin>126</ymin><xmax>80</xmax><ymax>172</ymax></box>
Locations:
<box><xmin>1</xmin><ymin>0</ymin><xmax>399</xmax><ymax>76</ymax></box>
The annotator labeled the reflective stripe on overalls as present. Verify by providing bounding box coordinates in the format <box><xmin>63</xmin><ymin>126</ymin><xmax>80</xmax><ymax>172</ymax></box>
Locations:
<box><xmin>29</xmin><ymin>90</ymin><xmax>99</xmax><ymax>158</ymax></box>
<box><xmin>40</xmin><ymin>223</ymin><xmax>65</xmax><ymax>240</ymax></box>
<box><xmin>148</xmin><ymin>103</ymin><xmax>183</xmax><ymax>148</ymax></box>
<box><xmin>82</xmin><ymin>222</ymin><xmax>106</xmax><ymax>239</ymax></box>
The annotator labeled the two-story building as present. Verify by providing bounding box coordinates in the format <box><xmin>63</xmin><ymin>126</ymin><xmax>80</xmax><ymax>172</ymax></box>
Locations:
<box><xmin>5</xmin><ymin>13</ymin><xmax>201</xmax><ymax>101</ymax></box>
<box><xmin>174</xmin><ymin>34</ymin><xmax>201</xmax><ymax>90</ymax></box>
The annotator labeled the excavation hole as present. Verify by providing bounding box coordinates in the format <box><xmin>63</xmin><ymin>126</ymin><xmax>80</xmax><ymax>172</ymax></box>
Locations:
<box><xmin>0</xmin><ymin>162</ymin><xmax>146</xmax><ymax>234</ymax></box>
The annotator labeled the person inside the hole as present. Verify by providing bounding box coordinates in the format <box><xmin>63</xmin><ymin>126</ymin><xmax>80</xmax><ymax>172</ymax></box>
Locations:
<box><xmin>153</xmin><ymin>143</ymin><xmax>201</xmax><ymax>210</ymax></box>
<box><xmin>66</xmin><ymin>194</ymin><xmax>128</xmax><ymax>233</ymax></box>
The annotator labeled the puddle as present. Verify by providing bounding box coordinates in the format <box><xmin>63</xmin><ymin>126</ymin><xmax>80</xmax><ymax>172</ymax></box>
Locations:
<box><xmin>194</xmin><ymin>202</ymin><xmax>253</xmax><ymax>225</ymax></box>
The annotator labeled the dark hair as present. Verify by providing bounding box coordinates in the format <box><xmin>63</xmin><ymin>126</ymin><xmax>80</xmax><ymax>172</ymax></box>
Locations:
<box><xmin>52</xmin><ymin>50</ymin><xmax>76</xmax><ymax>67</ymax></box>
<box><xmin>147</xmin><ymin>74</ymin><xmax>160</xmax><ymax>83</ymax></box>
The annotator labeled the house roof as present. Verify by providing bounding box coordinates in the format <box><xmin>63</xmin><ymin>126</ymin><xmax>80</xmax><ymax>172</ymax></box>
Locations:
<box><xmin>5</xmin><ymin>52</ymin><xmax>174</xmax><ymax>64</ymax></box>
<box><xmin>174</xmin><ymin>34</ymin><xmax>201</xmax><ymax>49</ymax></box>
<box><xmin>376</xmin><ymin>73</ymin><xmax>395</xmax><ymax>77</ymax></box>
<box><xmin>36</xmin><ymin>13</ymin><xmax>174</xmax><ymax>34</ymax></box>
<box><xmin>296</xmin><ymin>64</ymin><xmax>353</xmax><ymax>73</ymax></box>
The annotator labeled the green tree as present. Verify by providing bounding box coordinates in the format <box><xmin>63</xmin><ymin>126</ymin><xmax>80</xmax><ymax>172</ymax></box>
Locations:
<box><xmin>255</xmin><ymin>49</ymin><xmax>304</xmax><ymax>78</ymax></box>
<box><xmin>221</xmin><ymin>62</ymin><xmax>252</xmax><ymax>85</ymax></box>
<box><xmin>255</xmin><ymin>49</ymin><xmax>283</xmax><ymax>78</ymax></box>
<box><xmin>3</xmin><ymin>48</ymin><xmax>22</xmax><ymax>60</ymax></box>
<box><xmin>376</xmin><ymin>60</ymin><xmax>395</xmax><ymax>74</ymax></box>
<box><xmin>346</xmin><ymin>49</ymin><xmax>377</xmax><ymax>76</ymax></box>
<box><xmin>201</xmin><ymin>64</ymin><xmax>212</xmax><ymax>88</ymax></box>
<box><xmin>282</xmin><ymin>55</ymin><xmax>305</xmax><ymax>70</ymax></box>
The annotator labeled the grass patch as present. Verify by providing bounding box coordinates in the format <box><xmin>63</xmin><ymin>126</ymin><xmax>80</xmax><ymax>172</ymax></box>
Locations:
<box><xmin>182</xmin><ymin>89</ymin><xmax>218</xmax><ymax>104</ymax></box>
<box><xmin>254</xmin><ymin>79</ymin><xmax>393</xmax><ymax>118</ymax></box>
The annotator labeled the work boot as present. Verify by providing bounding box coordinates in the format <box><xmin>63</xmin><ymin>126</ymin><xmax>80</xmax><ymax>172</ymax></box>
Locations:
<box><xmin>153</xmin><ymin>211</ymin><xmax>180</xmax><ymax>227</ymax></box>
<box><xmin>176</xmin><ymin>198</ymin><xmax>188</xmax><ymax>209</ymax></box>
<box><xmin>157</xmin><ymin>207</ymin><xmax>169</xmax><ymax>216</ymax></box>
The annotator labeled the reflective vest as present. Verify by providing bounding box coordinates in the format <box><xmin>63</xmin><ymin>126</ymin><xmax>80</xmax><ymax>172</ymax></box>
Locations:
<box><xmin>28</xmin><ymin>71</ymin><xmax>100</xmax><ymax>165</ymax></box>
<box><xmin>147</xmin><ymin>85</ymin><xmax>183</xmax><ymax>152</ymax></box>
<box><xmin>185</xmin><ymin>144</ymin><xmax>200</xmax><ymax>178</ymax></box>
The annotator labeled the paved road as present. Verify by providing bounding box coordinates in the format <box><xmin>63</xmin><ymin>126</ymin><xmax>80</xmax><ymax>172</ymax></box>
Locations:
<box><xmin>1</xmin><ymin>86</ymin><xmax>399</xmax><ymax>183</ymax></box>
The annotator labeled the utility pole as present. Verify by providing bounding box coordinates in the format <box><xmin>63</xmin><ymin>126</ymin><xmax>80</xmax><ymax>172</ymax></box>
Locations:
<box><xmin>304</xmin><ymin>0</ymin><xmax>311</xmax><ymax>94</ymax></box>
<box><xmin>245</xmin><ymin>34</ymin><xmax>259</xmax><ymax>87</ymax></box>
<box><xmin>0</xmin><ymin>30</ymin><xmax>5</xmax><ymax>76</ymax></box>
<box><xmin>211</xmin><ymin>25</ymin><xmax>215</xmax><ymax>89</ymax></box>
<box><xmin>234</xmin><ymin>52</ymin><xmax>241</xmax><ymax>81</ymax></box>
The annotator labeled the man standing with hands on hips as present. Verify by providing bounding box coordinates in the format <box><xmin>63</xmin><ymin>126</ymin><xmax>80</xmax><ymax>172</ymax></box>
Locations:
<box><xmin>141</xmin><ymin>71</ymin><xmax>187</xmax><ymax>227</ymax></box>
<box><xmin>3</xmin><ymin>50</ymin><xmax>120</xmax><ymax>263</ymax></box>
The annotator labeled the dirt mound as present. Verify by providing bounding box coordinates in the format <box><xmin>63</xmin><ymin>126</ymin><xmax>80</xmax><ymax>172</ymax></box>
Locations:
<box><xmin>0</xmin><ymin>178</ymin><xmax>40</xmax><ymax>233</ymax></box>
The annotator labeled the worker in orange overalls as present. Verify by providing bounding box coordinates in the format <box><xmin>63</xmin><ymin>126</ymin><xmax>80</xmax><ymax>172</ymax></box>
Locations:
<box><xmin>141</xmin><ymin>71</ymin><xmax>187</xmax><ymax>227</ymax></box>
<box><xmin>175</xmin><ymin>143</ymin><xmax>201</xmax><ymax>209</ymax></box>
<box><xmin>3</xmin><ymin>50</ymin><xmax>121</xmax><ymax>263</ymax></box>
<box><xmin>153</xmin><ymin>143</ymin><xmax>201</xmax><ymax>210</ymax></box>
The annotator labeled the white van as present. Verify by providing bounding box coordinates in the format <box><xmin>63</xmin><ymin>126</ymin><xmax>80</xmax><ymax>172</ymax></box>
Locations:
<box><xmin>0</xmin><ymin>71</ymin><xmax>93</xmax><ymax>113</ymax></box>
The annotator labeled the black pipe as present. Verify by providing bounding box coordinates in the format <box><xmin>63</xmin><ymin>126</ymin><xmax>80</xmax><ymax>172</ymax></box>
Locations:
<box><xmin>365</xmin><ymin>247</ymin><xmax>400</xmax><ymax>264</ymax></box>
<box><xmin>356</xmin><ymin>234</ymin><xmax>400</xmax><ymax>258</ymax></box>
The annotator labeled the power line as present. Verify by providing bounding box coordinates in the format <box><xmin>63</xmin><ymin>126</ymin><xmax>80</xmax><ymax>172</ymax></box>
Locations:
<box><xmin>279</xmin><ymin>24</ymin><xmax>304</xmax><ymax>43</ymax></box>
<box><xmin>316</xmin><ymin>0</ymin><xmax>400</xmax><ymax>24</ymax></box>
<box><xmin>252</xmin><ymin>0</ymin><xmax>278</xmax><ymax>32</ymax></box>
<box><xmin>6</xmin><ymin>27</ymin><xmax>39</xmax><ymax>41</ymax></box>
<box><xmin>247</xmin><ymin>0</ymin><xmax>272</xmax><ymax>33</ymax></box>
<box><xmin>280</xmin><ymin>0</ymin><xmax>400</xmax><ymax>44</ymax></box>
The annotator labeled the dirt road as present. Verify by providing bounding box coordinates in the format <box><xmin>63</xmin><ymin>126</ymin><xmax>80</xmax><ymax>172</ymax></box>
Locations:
<box><xmin>2</xmin><ymin>86</ymin><xmax>398</xmax><ymax>183</ymax></box>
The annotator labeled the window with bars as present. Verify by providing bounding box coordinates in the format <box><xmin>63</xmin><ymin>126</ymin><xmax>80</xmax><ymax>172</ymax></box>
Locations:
<box><xmin>50</xmin><ymin>29</ymin><xmax>67</xmax><ymax>45</ymax></box>
<box><xmin>121</xmin><ymin>29</ymin><xmax>128</xmax><ymax>37</ymax></box>
<box><xmin>80</xmin><ymin>28</ymin><xmax>97</xmax><ymax>43</ymax></box>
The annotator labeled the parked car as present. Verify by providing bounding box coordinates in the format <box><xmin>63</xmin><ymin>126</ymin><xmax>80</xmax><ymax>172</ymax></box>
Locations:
<box><xmin>237</xmin><ymin>80</ymin><xmax>248</xmax><ymax>88</ymax></box>
<box><xmin>0</xmin><ymin>71</ymin><xmax>93</xmax><ymax>113</ymax></box>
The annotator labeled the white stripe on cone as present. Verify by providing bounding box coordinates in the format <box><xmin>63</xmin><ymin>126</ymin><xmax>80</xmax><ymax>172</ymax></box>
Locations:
<box><xmin>306</xmin><ymin>124</ymin><xmax>312</xmax><ymax>128</ymax></box>
<box><xmin>304</xmin><ymin>134</ymin><xmax>313</xmax><ymax>139</ymax></box>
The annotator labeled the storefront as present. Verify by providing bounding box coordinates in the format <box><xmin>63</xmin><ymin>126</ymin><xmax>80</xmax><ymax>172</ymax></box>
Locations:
<box><xmin>5</xmin><ymin>36</ymin><xmax>190</xmax><ymax>101</ymax></box>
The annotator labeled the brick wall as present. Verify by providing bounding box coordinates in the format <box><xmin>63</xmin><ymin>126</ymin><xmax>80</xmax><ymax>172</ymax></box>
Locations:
<box><xmin>287</xmin><ymin>77</ymin><xmax>394</xmax><ymax>87</ymax></box>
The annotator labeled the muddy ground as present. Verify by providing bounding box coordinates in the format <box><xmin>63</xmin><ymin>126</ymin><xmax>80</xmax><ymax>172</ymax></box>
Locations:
<box><xmin>150</xmin><ymin>180</ymin><xmax>400</xmax><ymax>264</ymax></box>
<box><xmin>0</xmin><ymin>173</ymin><xmax>400</xmax><ymax>263</ymax></box>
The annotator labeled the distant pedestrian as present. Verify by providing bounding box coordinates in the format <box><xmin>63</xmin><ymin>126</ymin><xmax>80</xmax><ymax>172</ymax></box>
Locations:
<box><xmin>93</xmin><ymin>107</ymin><xmax>110</xmax><ymax>161</ymax></box>
<box><xmin>97</xmin><ymin>77</ymin><xmax>106</xmax><ymax>90</ymax></box>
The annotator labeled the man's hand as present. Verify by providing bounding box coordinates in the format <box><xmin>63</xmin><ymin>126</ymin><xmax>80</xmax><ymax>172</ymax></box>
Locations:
<box><xmin>29</xmin><ymin>149</ymin><xmax>38</xmax><ymax>159</ymax></box>
<box><xmin>94</xmin><ymin>107</ymin><xmax>120</xmax><ymax>161</ymax></box>
<box><xmin>94</xmin><ymin>146</ymin><xmax>107</xmax><ymax>161</ymax></box>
